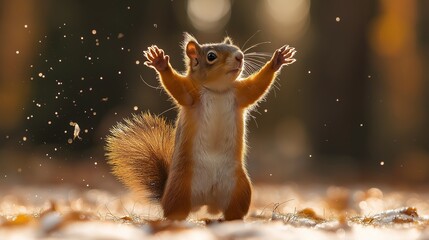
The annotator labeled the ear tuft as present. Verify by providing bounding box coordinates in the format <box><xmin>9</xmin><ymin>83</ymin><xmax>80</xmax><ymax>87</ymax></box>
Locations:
<box><xmin>223</xmin><ymin>36</ymin><xmax>233</xmax><ymax>45</ymax></box>
<box><xmin>182</xmin><ymin>32</ymin><xmax>200</xmax><ymax>58</ymax></box>
<box><xmin>183</xmin><ymin>32</ymin><xmax>198</xmax><ymax>46</ymax></box>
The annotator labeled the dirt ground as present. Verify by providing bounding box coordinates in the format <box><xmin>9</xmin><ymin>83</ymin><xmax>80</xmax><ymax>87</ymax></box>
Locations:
<box><xmin>1</xmin><ymin>184</ymin><xmax>429</xmax><ymax>239</ymax></box>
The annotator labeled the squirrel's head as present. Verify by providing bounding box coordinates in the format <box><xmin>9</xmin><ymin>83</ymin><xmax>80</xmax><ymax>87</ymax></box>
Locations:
<box><xmin>183</xmin><ymin>33</ymin><xmax>243</xmax><ymax>92</ymax></box>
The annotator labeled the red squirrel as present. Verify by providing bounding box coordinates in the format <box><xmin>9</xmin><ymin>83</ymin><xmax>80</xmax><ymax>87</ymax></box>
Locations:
<box><xmin>106</xmin><ymin>33</ymin><xmax>296</xmax><ymax>220</ymax></box>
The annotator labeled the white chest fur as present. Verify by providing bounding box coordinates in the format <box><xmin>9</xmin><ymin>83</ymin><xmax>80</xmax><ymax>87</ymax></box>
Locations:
<box><xmin>191</xmin><ymin>89</ymin><xmax>238</xmax><ymax>210</ymax></box>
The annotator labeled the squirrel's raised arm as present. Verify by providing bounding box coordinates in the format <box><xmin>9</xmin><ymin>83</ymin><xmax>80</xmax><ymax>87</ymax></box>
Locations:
<box><xmin>234</xmin><ymin>45</ymin><xmax>296</xmax><ymax>108</ymax></box>
<box><xmin>144</xmin><ymin>45</ymin><xmax>197</xmax><ymax>106</ymax></box>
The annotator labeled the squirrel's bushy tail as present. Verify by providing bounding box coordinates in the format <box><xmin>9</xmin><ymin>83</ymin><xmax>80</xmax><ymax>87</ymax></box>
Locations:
<box><xmin>105</xmin><ymin>112</ymin><xmax>174</xmax><ymax>201</ymax></box>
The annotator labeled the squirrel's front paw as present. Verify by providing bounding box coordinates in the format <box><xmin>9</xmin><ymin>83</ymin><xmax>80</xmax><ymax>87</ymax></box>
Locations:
<box><xmin>144</xmin><ymin>45</ymin><xmax>170</xmax><ymax>71</ymax></box>
<box><xmin>271</xmin><ymin>45</ymin><xmax>297</xmax><ymax>71</ymax></box>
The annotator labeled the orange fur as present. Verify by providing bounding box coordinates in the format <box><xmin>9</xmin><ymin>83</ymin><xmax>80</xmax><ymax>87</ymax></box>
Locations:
<box><xmin>224</xmin><ymin>169</ymin><xmax>252</xmax><ymax>220</ymax></box>
<box><xmin>234</xmin><ymin>61</ymin><xmax>278</xmax><ymax>108</ymax></box>
<box><xmin>105</xmin><ymin>113</ymin><xmax>174</xmax><ymax>201</ymax></box>
<box><xmin>160</xmin><ymin>110</ymin><xmax>196</xmax><ymax>220</ymax></box>
<box><xmin>156</xmin><ymin>65</ymin><xmax>199</xmax><ymax>106</ymax></box>
<box><xmin>107</xmin><ymin>33</ymin><xmax>296</xmax><ymax>220</ymax></box>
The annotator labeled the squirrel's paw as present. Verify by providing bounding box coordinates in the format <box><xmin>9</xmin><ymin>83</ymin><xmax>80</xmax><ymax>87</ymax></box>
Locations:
<box><xmin>271</xmin><ymin>45</ymin><xmax>297</xmax><ymax>71</ymax></box>
<box><xmin>144</xmin><ymin>45</ymin><xmax>170</xmax><ymax>71</ymax></box>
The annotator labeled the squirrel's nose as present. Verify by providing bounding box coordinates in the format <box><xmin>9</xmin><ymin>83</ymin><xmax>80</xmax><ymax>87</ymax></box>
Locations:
<box><xmin>235</xmin><ymin>52</ymin><xmax>244</xmax><ymax>63</ymax></box>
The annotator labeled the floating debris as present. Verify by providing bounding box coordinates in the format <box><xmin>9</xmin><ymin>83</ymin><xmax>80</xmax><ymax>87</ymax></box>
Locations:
<box><xmin>69</xmin><ymin>122</ymin><xmax>82</xmax><ymax>141</ymax></box>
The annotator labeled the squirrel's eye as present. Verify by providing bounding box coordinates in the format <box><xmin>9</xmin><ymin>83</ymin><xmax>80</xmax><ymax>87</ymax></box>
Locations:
<box><xmin>207</xmin><ymin>51</ymin><xmax>217</xmax><ymax>62</ymax></box>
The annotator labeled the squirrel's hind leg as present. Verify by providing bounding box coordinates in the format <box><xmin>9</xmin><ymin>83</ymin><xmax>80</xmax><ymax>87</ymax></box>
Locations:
<box><xmin>223</xmin><ymin>171</ymin><xmax>252</xmax><ymax>220</ymax></box>
<box><xmin>161</xmin><ymin>154</ymin><xmax>193</xmax><ymax>220</ymax></box>
<box><xmin>161</xmin><ymin>177</ymin><xmax>192</xmax><ymax>220</ymax></box>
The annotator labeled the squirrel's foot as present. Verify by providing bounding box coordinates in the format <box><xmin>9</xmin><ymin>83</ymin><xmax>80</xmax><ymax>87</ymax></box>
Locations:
<box><xmin>144</xmin><ymin>45</ymin><xmax>170</xmax><ymax>71</ymax></box>
<box><xmin>271</xmin><ymin>45</ymin><xmax>297</xmax><ymax>71</ymax></box>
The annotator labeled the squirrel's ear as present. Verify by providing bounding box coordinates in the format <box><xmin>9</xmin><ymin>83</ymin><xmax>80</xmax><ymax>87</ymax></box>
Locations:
<box><xmin>185</xmin><ymin>41</ymin><xmax>200</xmax><ymax>59</ymax></box>
<box><xmin>223</xmin><ymin>36</ymin><xmax>233</xmax><ymax>45</ymax></box>
<box><xmin>183</xmin><ymin>32</ymin><xmax>201</xmax><ymax>58</ymax></box>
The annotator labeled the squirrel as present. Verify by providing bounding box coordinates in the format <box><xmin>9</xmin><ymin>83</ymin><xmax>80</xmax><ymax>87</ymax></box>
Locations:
<box><xmin>106</xmin><ymin>33</ymin><xmax>296</xmax><ymax>220</ymax></box>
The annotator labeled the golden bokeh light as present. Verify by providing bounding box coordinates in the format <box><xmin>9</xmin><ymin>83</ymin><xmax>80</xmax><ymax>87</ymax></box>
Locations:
<box><xmin>186</xmin><ymin>0</ymin><xmax>231</xmax><ymax>33</ymax></box>
<box><xmin>262</xmin><ymin>0</ymin><xmax>310</xmax><ymax>39</ymax></box>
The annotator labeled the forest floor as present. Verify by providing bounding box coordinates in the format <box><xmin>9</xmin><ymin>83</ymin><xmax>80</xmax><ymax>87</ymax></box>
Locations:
<box><xmin>1</xmin><ymin>184</ymin><xmax>429</xmax><ymax>239</ymax></box>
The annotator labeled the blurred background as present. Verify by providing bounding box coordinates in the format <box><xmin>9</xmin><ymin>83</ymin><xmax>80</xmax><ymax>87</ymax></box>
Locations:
<box><xmin>0</xmin><ymin>0</ymin><xmax>428</xmax><ymax>189</ymax></box>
